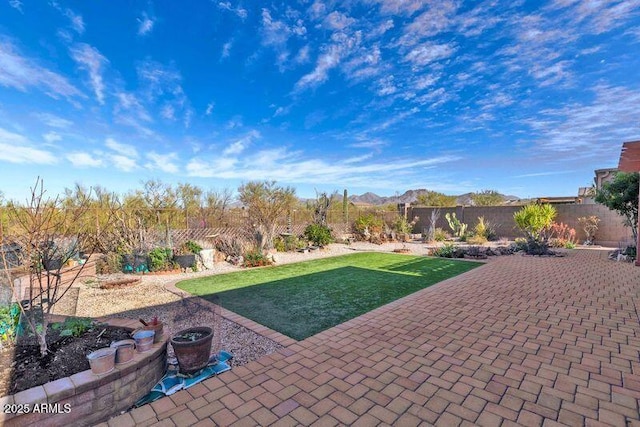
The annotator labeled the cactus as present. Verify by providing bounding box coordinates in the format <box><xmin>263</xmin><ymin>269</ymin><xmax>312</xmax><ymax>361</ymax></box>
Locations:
<box><xmin>445</xmin><ymin>212</ymin><xmax>467</xmax><ymax>237</ymax></box>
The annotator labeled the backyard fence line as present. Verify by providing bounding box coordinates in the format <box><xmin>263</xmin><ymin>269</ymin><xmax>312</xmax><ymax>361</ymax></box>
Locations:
<box><xmin>408</xmin><ymin>204</ymin><xmax>632</xmax><ymax>247</ymax></box>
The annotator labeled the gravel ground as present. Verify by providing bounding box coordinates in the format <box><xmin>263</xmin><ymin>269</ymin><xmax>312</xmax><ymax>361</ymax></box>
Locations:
<box><xmin>73</xmin><ymin>241</ymin><xmax>435</xmax><ymax>365</ymax></box>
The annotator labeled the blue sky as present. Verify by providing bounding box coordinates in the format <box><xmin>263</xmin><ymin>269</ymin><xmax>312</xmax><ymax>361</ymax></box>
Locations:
<box><xmin>1</xmin><ymin>1</ymin><xmax>639</xmax><ymax>201</ymax></box>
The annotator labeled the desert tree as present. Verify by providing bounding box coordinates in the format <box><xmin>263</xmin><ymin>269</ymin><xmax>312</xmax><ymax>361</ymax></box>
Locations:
<box><xmin>415</xmin><ymin>191</ymin><xmax>457</xmax><ymax>207</ymax></box>
<box><xmin>176</xmin><ymin>182</ymin><xmax>203</xmax><ymax>228</ymax></box>
<box><xmin>0</xmin><ymin>178</ymin><xmax>103</xmax><ymax>356</ymax></box>
<box><xmin>204</xmin><ymin>188</ymin><xmax>234</xmax><ymax>226</ymax></box>
<box><xmin>238</xmin><ymin>181</ymin><xmax>296</xmax><ymax>251</ymax></box>
<box><xmin>470</xmin><ymin>190</ymin><xmax>504</xmax><ymax>206</ymax></box>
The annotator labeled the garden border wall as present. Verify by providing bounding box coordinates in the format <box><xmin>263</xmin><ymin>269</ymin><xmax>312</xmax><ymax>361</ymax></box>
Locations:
<box><xmin>408</xmin><ymin>204</ymin><xmax>632</xmax><ymax>247</ymax></box>
<box><xmin>0</xmin><ymin>317</ymin><xmax>166</xmax><ymax>427</ymax></box>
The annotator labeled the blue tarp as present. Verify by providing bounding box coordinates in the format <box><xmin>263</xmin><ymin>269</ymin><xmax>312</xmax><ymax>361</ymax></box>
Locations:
<box><xmin>134</xmin><ymin>350</ymin><xmax>233</xmax><ymax>407</ymax></box>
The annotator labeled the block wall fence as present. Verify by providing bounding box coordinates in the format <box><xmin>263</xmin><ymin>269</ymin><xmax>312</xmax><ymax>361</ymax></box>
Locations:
<box><xmin>408</xmin><ymin>204</ymin><xmax>633</xmax><ymax>247</ymax></box>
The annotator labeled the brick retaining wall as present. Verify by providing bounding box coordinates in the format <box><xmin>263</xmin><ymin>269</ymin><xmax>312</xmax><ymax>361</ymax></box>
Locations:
<box><xmin>0</xmin><ymin>318</ymin><xmax>166</xmax><ymax>427</ymax></box>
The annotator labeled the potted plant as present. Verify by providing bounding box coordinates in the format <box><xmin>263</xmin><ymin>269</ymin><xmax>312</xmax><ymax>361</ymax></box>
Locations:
<box><xmin>173</xmin><ymin>240</ymin><xmax>202</xmax><ymax>270</ymax></box>
<box><xmin>170</xmin><ymin>326</ymin><xmax>213</xmax><ymax>374</ymax></box>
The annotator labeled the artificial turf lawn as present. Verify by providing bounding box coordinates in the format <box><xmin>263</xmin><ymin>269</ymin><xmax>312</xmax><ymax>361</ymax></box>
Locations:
<box><xmin>177</xmin><ymin>252</ymin><xmax>480</xmax><ymax>340</ymax></box>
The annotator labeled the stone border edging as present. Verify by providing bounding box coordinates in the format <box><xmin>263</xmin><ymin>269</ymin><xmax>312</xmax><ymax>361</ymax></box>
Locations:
<box><xmin>0</xmin><ymin>317</ymin><xmax>167</xmax><ymax>427</ymax></box>
<box><xmin>164</xmin><ymin>280</ymin><xmax>297</xmax><ymax>348</ymax></box>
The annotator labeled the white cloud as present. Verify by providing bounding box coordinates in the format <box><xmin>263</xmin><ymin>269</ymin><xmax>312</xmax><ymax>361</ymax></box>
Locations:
<box><xmin>403</xmin><ymin>1</ymin><xmax>459</xmax><ymax>39</ymax></box>
<box><xmin>295</xmin><ymin>45</ymin><xmax>310</xmax><ymax>64</ymax></box>
<box><xmin>114</xmin><ymin>91</ymin><xmax>152</xmax><ymax>122</ymax></box>
<box><xmin>137</xmin><ymin>59</ymin><xmax>191</xmax><ymax>124</ymax></box>
<box><xmin>218</xmin><ymin>1</ymin><xmax>248</xmax><ymax>19</ymax></box>
<box><xmin>0</xmin><ymin>127</ymin><xmax>57</xmax><ymax>164</ymax></box>
<box><xmin>223</xmin><ymin>130</ymin><xmax>260</xmax><ymax>156</ymax></box>
<box><xmin>161</xmin><ymin>104</ymin><xmax>176</xmax><ymax>120</ymax></box>
<box><xmin>43</xmin><ymin>131</ymin><xmax>62</xmax><ymax>143</ymax></box>
<box><xmin>137</xmin><ymin>13</ymin><xmax>155</xmax><ymax>36</ymax></box>
<box><xmin>404</xmin><ymin>42</ymin><xmax>456</xmax><ymax>66</ymax></box>
<box><xmin>0</xmin><ymin>38</ymin><xmax>84</xmax><ymax>101</ymax></box>
<box><xmin>146</xmin><ymin>152</ymin><xmax>179</xmax><ymax>173</ymax></box>
<box><xmin>9</xmin><ymin>0</ymin><xmax>22</xmax><ymax>12</ymax></box>
<box><xmin>187</xmin><ymin>144</ymin><xmax>459</xmax><ymax>189</ymax></box>
<box><xmin>65</xmin><ymin>9</ymin><xmax>85</xmax><ymax>34</ymax></box>
<box><xmin>205</xmin><ymin>102</ymin><xmax>215</xmax><ymax>116</ymax></box>
<box><xmin>67</xmin><ymin>152</ymin><xmax>103</xmax><ymax>168</ymax></box>
<box><xmin>109</xmin><ymin>154</ymin><xmax>138</xmax><ymax>172</ymax></box>
<box><xmin>323</xmin><ymin>11</ymin><xmax>356</xmax><ymax>30</ymax></box>
<box><xmin>221</xmin><ymin>40</ymin><xmax>233</xmax><ymax>59</ymax></box>
<box><xmin>525</xmin><ymin>84</ymin><xmax>640</xmax><ymax>158</ymax></box>
<box><xmin>33</xmin><ymin>112</ymin><xmax>73</xmax><ymax>128</ymax></box>
<box><xmin>295</xmin><ymin>31</ymin><xmax>362</xmax><ymax>92</ymax></box>
<box><xmin>69</xmin><ymin>43</ymin><xmax>108</xmax><ymax>104</ymax></box>
<box><xmin>105</xmin><ymin>137</ymin><xmax>138</xmax><ymax>157</ymax></box>
<box><xmin>366</xmin><ymin>0</ymin><xmax>424</xmax><ymax>16</ymax></box>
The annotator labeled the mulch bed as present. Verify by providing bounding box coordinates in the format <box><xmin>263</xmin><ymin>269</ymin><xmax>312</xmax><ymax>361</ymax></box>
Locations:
<box><xmin>0</xmin><ymin>324</ymin><xmax>132</xmax><ymax>395</ymax></box>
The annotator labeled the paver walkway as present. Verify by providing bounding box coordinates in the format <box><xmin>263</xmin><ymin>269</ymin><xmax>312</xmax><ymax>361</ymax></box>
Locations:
<box><xmin>112</xmin><ymin>249</ymin><xmax>640</xmax><ymax>426</ymax></box>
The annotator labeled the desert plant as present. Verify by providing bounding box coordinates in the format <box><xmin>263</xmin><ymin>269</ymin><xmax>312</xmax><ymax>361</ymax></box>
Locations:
<box><xmin>431</xmin><ymin>243</ymin><xmax>456</xmax><ymax>258</ymax></box>
<box><xmin>353</xmin><ymin>214</ymin><xmax>384</xmax><ymax>241</ymax></box>
<box><xmin>304</xmin><ymin>224</ymin><xmax>333</xmax><ymax>246</ymax></box>
<box><xmin>214</xmin><ymin>235</ymin><xmax>246</xmax><ymax>259</ymax></box>
<box><xmin>242</xmin><ymin>249</ymin><xmax>273</xmax><ymax>267</ymax></box>
<box><xmin>148</xmin><ymin>247</ymin><xmax>173</xmax><ymax>271</ymax></box>
<box><xmin>577</xmin><ymin>216</ymin><xmax>600</xmax><ymax>245</ymax></box>
<box><xmin>445</xmin><ymin>212</ymin><xmax>468</xmax><ymax>238</ymax></box>
<box><xmin>433</xmin><ymin>228</ymin><xmax>449</xmax><ymax>241</ymax></box>
<box><xmin>548</xmin><ymin>222</ymin><xmax>577</xmax><ymax>248</ymax></box>
<box><xmin>513</xmin><ymin>204</ymin><xmax>557</xmax><ymax>241</ymax></box>
<box><xmin>426</xmin><ymin>209</ymin><xmax>441</xmax><ymax>242</ymax></box>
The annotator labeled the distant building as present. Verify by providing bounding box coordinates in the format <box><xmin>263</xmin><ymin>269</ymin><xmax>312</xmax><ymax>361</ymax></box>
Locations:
<box><xmin>579</xmin><ymin>168</ymin><xmax>618</xmax><ymax>204</ymax></box>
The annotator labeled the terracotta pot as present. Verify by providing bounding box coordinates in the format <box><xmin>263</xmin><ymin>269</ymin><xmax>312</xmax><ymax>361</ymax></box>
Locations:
<box><xmin>110</xmin><ymin>339</ymin><xmax>136</xmax><ymax>364</ymax></box>
<box><xmin>133</xmin><ymin>330</ymin><xmax>155</xmax><ymax>353</ymax></box>
<box><xmin>170</xmin><ymin>327</ymin><xmax>213</xmax><ymax>374</ymax></box>
<box><xmin>87</xmin><ymin>347</ymin><xmax>116</xmax><ymax>375</ymax></box>
<box><xmin>142</xmin><ymin>322</ymin><xmax>164</xmax><ymax>343</ymax></box>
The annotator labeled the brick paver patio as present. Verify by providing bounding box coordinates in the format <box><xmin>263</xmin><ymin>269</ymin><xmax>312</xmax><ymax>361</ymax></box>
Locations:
<box><xmin>111</xmin><ymin>249</ymin><xmax>640</xmax><ymax>426</ymax></box>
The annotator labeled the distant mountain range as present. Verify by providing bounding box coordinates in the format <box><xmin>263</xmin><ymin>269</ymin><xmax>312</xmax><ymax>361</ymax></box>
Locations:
<box><xmin>347</xmin><ymin>189</ymin><xmax>521</xmax><ymax>206</ymax></box>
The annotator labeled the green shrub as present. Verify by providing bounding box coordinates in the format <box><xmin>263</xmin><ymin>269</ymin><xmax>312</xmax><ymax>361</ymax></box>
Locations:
<box><xmin>432</xmin><ymin>243</ymin><xmax>456</xmax><ymax>258</ymax></box>
<box><xmin>433</xmin><ymin>228</ymin><xmax>449</xmax><ymax>241</ymax></box>
<box><xmin>0</xmin><ymin>303</ymin><xmax>20</xmax><ymax>344</ymax></box>
<box><xmin>304</xmin><ymin>224</ymin><xmax>333</xmax><ymax>246</ymax></box>
<box><xmin>51</xmin><ymin>317</ymin><xmax>95</xmax><ymax>337</ymax></box>
<box><xmin>243</xmin><ymin>250</ymin><xmax>273</xmax><ymax>267</ymax></box>
<box><xmin>180</xmin><ymin>240</ymin><xmax>202</xmax><ymax>254</ymax></box>
<box><xmin>353</xmin><ymin>214</ymin><xmax>384</xmax><ymax>237</ymax></box>
<box><xmin>148</xmin><ymin>247</ymin><xmax>172</xmax><ymax>271</ymax></box>
<box><xmin>393</xmin><ymin>216</ymin><xmax>412</xmax><ymax>234</ymax></box>
<box><xmin>513</xmin><ymin>204</ymin><xmax>557</xmax><ymax>242</ymax></box>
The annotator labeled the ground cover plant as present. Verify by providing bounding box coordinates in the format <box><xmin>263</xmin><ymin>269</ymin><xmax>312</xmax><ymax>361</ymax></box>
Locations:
<box><xmin>177</xmin><ymin>252</ymin><xmax>479</xmax><ymax>340</ymax></box>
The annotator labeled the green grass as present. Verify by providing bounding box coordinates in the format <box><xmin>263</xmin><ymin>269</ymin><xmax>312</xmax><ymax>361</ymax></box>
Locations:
<box><xmin>177</xmin><ymin>252</ymin><xmax>480</xmax><ymax>340</ymax></box>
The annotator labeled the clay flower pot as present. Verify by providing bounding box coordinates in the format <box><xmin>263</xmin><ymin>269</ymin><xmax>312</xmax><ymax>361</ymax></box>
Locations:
<box><xmin>170</xmin><ymin>327</ymin><xmax>213</xmax><ymax>374</ymax></box>
<box><xmin>87</xmin><ymin>347</ymin><xmax>116</xmax><ymax>375</ymax></box>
